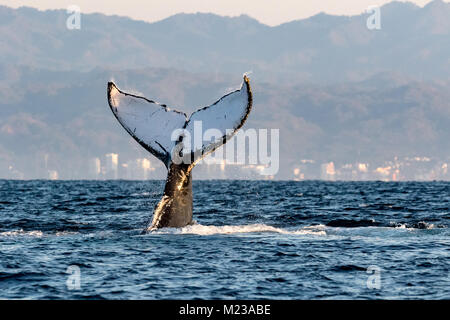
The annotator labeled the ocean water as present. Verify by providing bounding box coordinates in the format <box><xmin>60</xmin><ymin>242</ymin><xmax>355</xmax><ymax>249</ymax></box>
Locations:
<box><xmin>0</xmin><ymin>180</ymin><xmax>448</xmax><ymax>300</ymax></box>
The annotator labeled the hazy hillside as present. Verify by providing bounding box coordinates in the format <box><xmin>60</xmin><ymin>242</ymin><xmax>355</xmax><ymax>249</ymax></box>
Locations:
<box><xmin>0</xmin><ymin>1</ymin><xmax>449</xmax><ymax>82</ymax></box>
<box><xmin>0</xmin><ymin>1</ymin><xmax>449</xmax><ymax>180</ymax></box>
<box><xmin>0</xmin><ymin>66</ymin><xmax>448</xmax><ymax>179</ymax></box>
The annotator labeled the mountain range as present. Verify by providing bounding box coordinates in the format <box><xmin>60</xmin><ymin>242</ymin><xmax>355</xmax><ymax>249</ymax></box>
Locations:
<box><xmin>0</xmin><ymin>1</ymin><xmax>449</xmax><ymax>179</ymax></box>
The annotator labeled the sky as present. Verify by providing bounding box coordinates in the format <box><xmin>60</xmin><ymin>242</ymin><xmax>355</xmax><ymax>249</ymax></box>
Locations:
<box><xmin>0</xmin><ymin>0</ymin><xmax>445</xmax><ymax>26</ymax></box>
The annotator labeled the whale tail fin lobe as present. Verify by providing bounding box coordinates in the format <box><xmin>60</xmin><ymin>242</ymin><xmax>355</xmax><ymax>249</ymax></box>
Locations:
<box><xmin>183</xmin><ymin>75</ymin><xmax>252</xmax><ymax>166</ymax></box>
<box><xmin>107</xmin><ymin>82</ymin><xmax>187</xmax><ymax>168</ymax></box>
<box><xmin>107</xmin><ymin>75</ymin><xmax>252</xmax><ymax>169</ymax></box>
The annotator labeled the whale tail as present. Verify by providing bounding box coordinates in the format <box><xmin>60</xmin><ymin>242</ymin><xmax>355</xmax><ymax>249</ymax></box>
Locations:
<box><xmin>107</xmin><ymin>75</ymin><xmax>252</xmax><ymax>170</ymax></box>
<box><xmin>107</xmin><ymin>75</ymin><xmax>253</xmax><ymax>230</ymax></box>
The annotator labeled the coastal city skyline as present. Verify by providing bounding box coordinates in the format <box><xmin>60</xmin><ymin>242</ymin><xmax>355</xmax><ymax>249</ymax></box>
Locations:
<box><xmin>5</xmin><ymin>151</ymin><xmax>449</xmax><ymax>181</ymax></box>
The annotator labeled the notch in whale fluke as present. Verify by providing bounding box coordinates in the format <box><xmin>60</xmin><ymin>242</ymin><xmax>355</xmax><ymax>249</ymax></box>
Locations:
<box><xmin>107</xmin><ymin>75</ymin><xmax>252</xmax><ymax>169</ymax></box>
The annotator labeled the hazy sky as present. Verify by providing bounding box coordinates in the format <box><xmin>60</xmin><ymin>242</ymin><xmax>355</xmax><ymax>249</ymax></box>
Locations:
<box><xmin>0</xmin><ymin>0</ymin><xmax>444</xmax><ymax>26</ymax></box>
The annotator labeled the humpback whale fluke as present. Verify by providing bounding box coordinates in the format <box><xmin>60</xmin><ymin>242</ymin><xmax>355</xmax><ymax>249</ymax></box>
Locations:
<box><xmin>107</xmin><ymin>75</ymin><xmax>253</xmax><ymax>231</ymax></box>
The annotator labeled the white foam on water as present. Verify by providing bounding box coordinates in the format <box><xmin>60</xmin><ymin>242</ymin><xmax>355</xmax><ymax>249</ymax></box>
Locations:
<box><xmin>131</xmin><ymin>192</ymin><xmax>152</xmax><ymax>196</ymax></box>
<box><xmin>151</xmin><ymin>223</ymin><xmax>327</xmax><ymax>236</ymax></box>
<box><xmin>55</xmin><ymin>231</ymin><xmax>79</xmax><ymax>236</ymax></box>
<box><xmin>0</xmin><ymin>229</ymin><xmax>44</xmax><ymax>238</ymax></box>
<box><xmin>295</xmin><ymin>224</ymin><xmax>328</xmax><ymax>235</ymax></box>
<box><xmin>393</xmin><ymin>223</ymin><xmax>435</xmax><ymax>230</ymax></box>
<box><xmin>394</xmin><ymin>224</ymin><xmax>409</xmax><ymax>229</ymax></box>
<box><xmin>0</xmin><ymin>229</ymin><xmax>82</xmax><ymax>238</ymax></box>
<box><xmin>149</xmin><ymin>222</ymin><xmax>447</xmax><ymax>239</ymax></box>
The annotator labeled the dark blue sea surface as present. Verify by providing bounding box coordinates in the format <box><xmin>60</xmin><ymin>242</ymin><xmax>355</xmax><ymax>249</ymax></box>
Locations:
<box><xmin>0</xmin><ymin>180</ymin><xmax>448</xmax><ymax>299</ymax></box>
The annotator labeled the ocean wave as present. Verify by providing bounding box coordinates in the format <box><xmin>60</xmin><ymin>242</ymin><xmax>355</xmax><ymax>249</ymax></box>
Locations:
<box><xmin>148</xmin><ymin>222</ymin><xmax>447</xmax><ymax>238</ymax></box>
<box><xmin>130</xmin><ymin>192</ymin><xmax>152</xmax><ymax>196</ymax></box>
<box><xmin>0</xmin><ymin>229</ymin><xmax>81</xmax><ymax>238</ymax></box>
<box><xmin>0</xmin><ymin>229</ymin><xmax>44</xmax><ymax>238</ymax></box>
<box><xmin>389</xmin><ymin>221</ymin><xmax>436</xmax><ymax>230</ymax></box>
<box><xmin>326</xmin><ymin>219</ymin><xmax>439</xmax><ymax>229</ymax></box>
<box><xmin>55</xmin><ymin>231</ymin><xmax>79</xmax><ymax>236</ymax></box>
<box><xmin>150</xmin><ymin>223</ymin><xmax>327</xmax><ymax>236</ymax></box>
